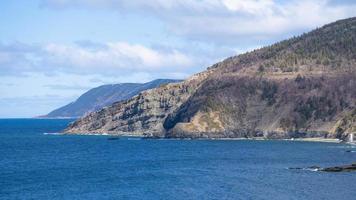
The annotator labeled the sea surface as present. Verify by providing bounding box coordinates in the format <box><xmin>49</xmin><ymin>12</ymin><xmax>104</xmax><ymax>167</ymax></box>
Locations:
<box><xmin>0</xmin><ymin>119</ymin><xmax>355</xmax><ymax>200</ymax></box>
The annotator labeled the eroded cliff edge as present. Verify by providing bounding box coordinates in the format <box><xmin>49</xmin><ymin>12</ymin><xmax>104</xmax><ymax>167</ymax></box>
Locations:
<box><xmin>65</xmin><ymin>17</ymin><xmax>356</xmax><ymax>140</ymax></box>
<box><xmin>64</xmin><ymin>70</ymin><xmax>214</xmax><ymax>136</ymax></box>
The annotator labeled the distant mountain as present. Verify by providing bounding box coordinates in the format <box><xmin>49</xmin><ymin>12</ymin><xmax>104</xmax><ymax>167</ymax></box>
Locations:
<box><xmin>66</xmin><ymin>17</ymin><xmax>356</xmax><ymax>140</ymax></box>
<box><xmin>43</xmin><ymin>79</ymin><xmax>181</xmax><ymax>118</ymax></box>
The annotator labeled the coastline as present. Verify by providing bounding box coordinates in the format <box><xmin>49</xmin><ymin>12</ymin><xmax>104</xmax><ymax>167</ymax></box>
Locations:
<box><xmin>61</xmin><ymin>133</ymin><xmax>344</xmax><ymax>143</ymax></box>
<box><xmin>285</xmin><ymin>138</ymin><xmax>342</xmax><ymax>143</ymax></box>
<box><xmin>61</xmin><ymin>132</ymin><xmax>144</xmax><ymax>137</ymax></box>
<box><xmin>197</xmin><ymin>137</ymin><xmax>342</xmax><ymax>143</ymax></box>
<box><xmin>34</xmin><ymin>117</ymin><xmax>79</xmax><ymax>119</ymax></box>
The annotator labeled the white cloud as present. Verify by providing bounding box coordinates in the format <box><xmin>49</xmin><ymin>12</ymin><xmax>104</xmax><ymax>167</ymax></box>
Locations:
<box><xmin>41</xmin><ymin>0</ymin><xmax>356</xmax><ymax>44</ymax></box>
<box><xmin>221</xmin><ymin>0</ymin><xmax>275</xmax><ymax>14</ymax></box>
<box><xmin>41</xmin><ymin>0</ymin><xmax>276</xmax><ymax>14</ymax></box>
<box><xmin>43</xmin><ymin>42</ymin><xmax>193</xmax><ymax>72</ymax></box>
<box><xmin>0</xmin><ymin>41</ymin><xmax>211</xmax><ymax>117</ymax></box>
<box><xmin>0</xmin><ymin>41</ymin><xmax>197</xmax><ymax>78</ymax></box>
<box><xmin>170</xmin><ymin>0</ymin><xmax>356</xmax><ymax>43</ymax></box>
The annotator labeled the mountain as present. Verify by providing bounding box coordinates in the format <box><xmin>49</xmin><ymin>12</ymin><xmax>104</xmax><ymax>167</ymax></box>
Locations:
<box><xmin>44</xmin><ymin>79</ymin><xmax>181</xmax><ymax>118</ymax></box>
<box><xmin>65</xmin><ymin>17</ymin><xmax>356</xmax><ymax>140</ymax></box>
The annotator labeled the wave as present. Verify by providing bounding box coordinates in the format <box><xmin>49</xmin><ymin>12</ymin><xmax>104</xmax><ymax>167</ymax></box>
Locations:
<box><xmin>43</xmin><ymin>132</ymin><xmax>62</xmax><ymax>135</ymax></box>
<box><xmin>287</xmin><ymin>167</ymin><xmax>320</xmax><ymax>172</ymax></box>
<box><xmin>127</xmin><ymin>137</ymin><xmax>142</xmax><ymax>140</ymax></box>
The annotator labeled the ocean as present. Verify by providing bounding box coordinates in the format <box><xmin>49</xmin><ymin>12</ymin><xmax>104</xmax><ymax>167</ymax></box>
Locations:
<box><xmin>0</xmin><ymin>119</ymin><xmax>355</xmax><ymax>199</ymax></box>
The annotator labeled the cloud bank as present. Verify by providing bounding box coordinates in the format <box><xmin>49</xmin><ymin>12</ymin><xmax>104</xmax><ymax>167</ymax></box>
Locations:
<box><xmin>41</xmin><ymin>0</ymin><xmax>356</xmax><ymax>44</ymax></box>
<box><xmin>0</xmin><ymin>42</ymin><xmax>198</xmax><ymax>77</ymax></box>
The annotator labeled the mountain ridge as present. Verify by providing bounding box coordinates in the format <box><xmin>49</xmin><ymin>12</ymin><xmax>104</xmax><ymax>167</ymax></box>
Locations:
<box><xmin>43</xmin><ymin>79</ymin><xmax>181</xmax><ymax>118</ymax></box>
<box><xmin>65</xmin><ymin>17</ymin><xmax>356</xmax><ymax>140</ymax></box>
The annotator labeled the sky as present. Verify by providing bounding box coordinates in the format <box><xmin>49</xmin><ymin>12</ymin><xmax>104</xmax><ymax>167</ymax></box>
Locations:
<box><xmin>0</xmin><ymin>0</ymin><xmax>355</xmax><ymax>118</ymax></box>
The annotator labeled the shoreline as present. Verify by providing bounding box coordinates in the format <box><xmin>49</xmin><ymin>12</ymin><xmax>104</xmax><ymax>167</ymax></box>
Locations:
<box><xmin>283</xmin><ymin>138</ymin><xmax>342</xmax><ymax>143</ymax></box>
<box><xmin>194</xmin><ymin>137</ymin><xmax>342</xmax><ymax>143</ymax></box>
<box><xmin>61</xmin><ymin>133</ymin><xmax>344</xmax><ymax>143</ymax></box>
<box><xmin>61</xmin><ymin>132</ymin><xmax>143</xmax><ymax>137</ymax></box>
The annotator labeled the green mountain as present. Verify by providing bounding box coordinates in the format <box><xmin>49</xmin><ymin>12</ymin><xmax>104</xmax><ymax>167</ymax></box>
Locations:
<box><xmin>65</xmin><ymin>17</ymin><xmax>356</xmax><ymax>140</ymax></box>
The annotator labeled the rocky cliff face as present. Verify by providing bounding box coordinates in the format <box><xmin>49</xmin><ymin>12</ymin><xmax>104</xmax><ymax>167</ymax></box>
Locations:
<box><xmin>65</xmin><ymin>71</ymin><xmax>214</xmax><ymax>136</ymax></box>
<box><xmin>44</xmin><ymin>79</ymin><xmax>180</xmax><ymax>118</ymax></box>
<box><xmin>164</xmin><ymin>73</ymin><xmax>355</xmax><ymax>140</ymax></box>
<box><xmin>65</xmin><ymin>17</ymin><xmax>356</xmax><ymax>140</ymax></box>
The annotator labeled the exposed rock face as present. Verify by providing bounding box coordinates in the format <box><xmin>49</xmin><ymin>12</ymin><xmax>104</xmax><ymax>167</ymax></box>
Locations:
<box><xmin>290</xmin><ymin>163</ymin><xmax>356</xmax><ymax>172</ymax></box>
<box><xmin>321</xmin><ymin>163</ymin><xmax>356</xmax><ymax>172</ymax></box>
<box><xmin>65</xmin><ymin>17</ymin><xmax>356</xmax><ymax>139</ymax></box>
<box><xmin>43</xmin><ymin>79</ymin><xmax>181</xmax><ymax>118</ymax></box>
<box><xmin>65</xmin><ymin>71</ymin><xmax>214</xmax><ymax>136</ymax></box>
<box><xmin>164</xmin><ymin>73</ymin><xmax>355</xmax><ymax>139</ymax></box>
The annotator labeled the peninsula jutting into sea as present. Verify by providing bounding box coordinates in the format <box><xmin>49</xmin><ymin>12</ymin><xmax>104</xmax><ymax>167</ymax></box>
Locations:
<box><xmin>65</xmin><ymin>18</ymin><xmax>356</xmax><ymax>142</ymax></box>
<box><xmin>1</xmin><ymin>1</ymin><xmax>356</xmax><ymax>199</ymax></box>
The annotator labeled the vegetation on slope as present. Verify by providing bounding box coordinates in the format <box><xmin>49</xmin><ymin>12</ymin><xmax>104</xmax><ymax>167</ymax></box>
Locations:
<box><xmin>164</xmin><ymin>17</ymin><xmax>356</xmax><ymax>138</ymax></box>
<box><xmin>213</xmin><ymin>17</ymin><xmax>356</xmax><ymax>74</ymax></box>
<box><xmin>66</xmin><ymin>17</ymin><xmax>356</xmax><ymax>139</ymax></box>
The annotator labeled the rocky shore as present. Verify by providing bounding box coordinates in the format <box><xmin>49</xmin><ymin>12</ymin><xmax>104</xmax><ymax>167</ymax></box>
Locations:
<box><xmin>290</xmin><ymin>163</ymin><xmax>356</xmax><ymax>172</ymax></box>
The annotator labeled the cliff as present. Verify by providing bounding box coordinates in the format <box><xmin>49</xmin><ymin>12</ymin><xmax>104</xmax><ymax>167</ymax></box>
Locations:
<box><xmin>65</xmin><ymin>71</ymin><xmax>213</xmax><ymax>135</ymax></box>
<box><xmin>65</xmin><ymin>17</ymin><xmax>356</xmax><ymax>140</ymax></box>
<box><xmin>43</xmin><ymin>79</ymin><xmax>180</xmax><ymax>118</ymax></box>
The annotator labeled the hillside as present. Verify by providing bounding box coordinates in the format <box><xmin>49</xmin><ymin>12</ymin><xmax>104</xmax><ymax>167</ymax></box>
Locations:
<box><xmin>44</xmin><ymin>79</ymin><xmax>180</xmax><ymax>118</ymax></box>
<box><xmin>65</xmin><ymin>17</ymin><xmax>356</xmax><ymax>140</ymax></box>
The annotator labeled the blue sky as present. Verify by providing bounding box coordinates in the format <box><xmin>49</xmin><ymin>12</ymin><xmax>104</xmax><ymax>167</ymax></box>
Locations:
<box><xmin>0</xmin><ymin>0</ymin><xmax>355</xmax><ymax>118</ymax></box>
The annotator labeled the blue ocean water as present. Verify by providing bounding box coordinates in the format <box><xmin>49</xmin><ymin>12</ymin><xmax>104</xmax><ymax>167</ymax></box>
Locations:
<box><xmin>0</xmin><ymin>119</ymin><xmax>355</xmax><ymax>200</ymax></box>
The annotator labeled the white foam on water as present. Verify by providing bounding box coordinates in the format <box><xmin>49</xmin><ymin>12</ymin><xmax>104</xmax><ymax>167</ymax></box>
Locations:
<box><xmin>127</xmin><ymin>137</ymin><xmax>141</xmax><ymax>140</ymax></box>
<box><xmin>287</xmin><ymin>167</ymin><xmax>321</xmax><ymax>172</ymax></box>
<box><xmin>43</xmin><ymin>132</ymin><xmax>62</xmax><ymax>135</ymax></box>
<box><xmin>305</xmin><ymin>168</ymin><xmax>320</xmax><ymax>172</ymax></box>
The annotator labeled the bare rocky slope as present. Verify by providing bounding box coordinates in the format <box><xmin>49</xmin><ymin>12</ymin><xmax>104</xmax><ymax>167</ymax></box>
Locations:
<box><xmin>65</xmin><ymin>71</ymin><xmax>213</xmax><ymax>136</ymax></box>
<box><xmin>43</xmin><ymin>79</ymin><xmax>180</xmax><ymax>118</ymax></box>
<box><xmin>65</xmin><ymin>17</ymin><xmax>356</xmax><ymax>140</ymax></box>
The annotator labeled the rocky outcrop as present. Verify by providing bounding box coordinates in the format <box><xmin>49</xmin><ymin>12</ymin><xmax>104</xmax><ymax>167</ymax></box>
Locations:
<box><xmin>164</xmin><ymin>73</ymin><xmax>355</xmax><ymax>139</ymax></box>
<box><xmin>65</xmin><ymin>17</ymin><xmax>356</xmax><ymax>139</ymax></box>
<box><xmin>290</xmin><ymin>163</ymin><xmax>356</xmax><ymax>172</ymax></box>
<box><xmin>321</xmin><ymin>164</ymin><xmax>356</xmax><ymax>172</ymax></box>
<box><xmin>43</xmin><ymin>79</ymin><xmax>181</xmax><ymax>118</ymax></box>
<box><xmin>64</xmin><ymin>71</ymin><xmax>214</xmax><ymax>136</ymax></box>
